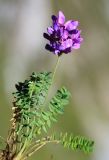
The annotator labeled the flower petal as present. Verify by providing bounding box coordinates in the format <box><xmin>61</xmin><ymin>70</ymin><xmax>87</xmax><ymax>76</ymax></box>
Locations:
<box><xmin>45</xmin><ymin>44</ymin><xmax>54</xmax><ymax>52</ymax></box>
<box><xmin>58</xmin><ymin>11</ymin><xmax>65</xmax><ymax>25</ymax></box>
<box><xmin>53</xmin><ymin>23</ymin><xmax>59</xmax><ymax>31</ymax></box>
<box><xmin>79</xmin><ymin>37</ymin><xmax>83</xmax><ymax>42</ymax></box>
<box><xmin>51</xmin><ymin>15</ymin><xmax>57</xmax><ymax>22</ymax></box>
<box><xmin>63</xmin><ymin>30</ymin><xmax>68</xmax><ymax>39</ymax></box>
<box><xmin>59</xmin><ymin>39</ymin><xmax>73</xmax><ymax>51</ymax></box>
<box><xmin>54</xmin><ymin>50</ymin><xmax>60</xmax><ymax>55</ymax></box>
<box><xmin>65</xmin><ymin>20</ymin><xmax>79</xmax><ymax>31</ymax></box>
<box><xmin>47</xmin><ymin>27</ymin><xmax>54</xmax><ymax>34</ymax></box>
<box><xmin>43</xmin><ymin>33</ymin><xmax>51</xmax><ymax>40</ymax></box>
<box><xmin>71</xmin><ymin>30</ymin><xmax>81</xmax><ymax>39</ymax></box>
<box><xmin>73</xmin><ymin>43</ymin><xmax>80</xmax><ymax>49</ymax></box>
<box><xmin>64</xmin><ymin>47</ymin><xmax>72</xmax><ymax>54</ymax></box>
<box><xmin>64</xmin><ymin>39</ymin><xmax>73</xmax><ymax>48</ymax></box>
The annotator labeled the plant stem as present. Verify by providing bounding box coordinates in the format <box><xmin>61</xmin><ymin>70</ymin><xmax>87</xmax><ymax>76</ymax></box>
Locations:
<box><xmin>52</xmin><ymin>56</ymin><xmax>60</xmax><ymax>84</ymax></box>
<box><xmin>22</xmin><ymin>143</ymin><xmax>46</xmax><ymax>160</ymax></box>
<box><xmin>43</xmin><ymin>56</ymin><xmax>61</xmax><ymax>106</ymax></box>
<box><xmin>22</xmin><ymin>138</ymin><xmax>60</xmax><ymax>160</ymax></box>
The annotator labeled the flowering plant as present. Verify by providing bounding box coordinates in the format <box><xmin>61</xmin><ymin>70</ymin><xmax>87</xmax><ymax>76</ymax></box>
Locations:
<box><xmin>0</xmin><ymin>11</ymin><xmax>94</xmax><ymax>160</ymax></box>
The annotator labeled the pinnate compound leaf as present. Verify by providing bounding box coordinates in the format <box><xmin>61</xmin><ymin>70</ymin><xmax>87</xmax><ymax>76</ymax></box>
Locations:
<box><xmin>50</xmin><ymin>133</ymin><xmax>94</xmax><ymax>153</ymax></box>
<box><xmin>12</xmin><ymin>72</ymin><xmax>52</xmax><ymax>135</ymax></box>
<box><xmin>35</xmin><ymin>87</ymin><xmax>70</xmax><ymax>134</ymax></box>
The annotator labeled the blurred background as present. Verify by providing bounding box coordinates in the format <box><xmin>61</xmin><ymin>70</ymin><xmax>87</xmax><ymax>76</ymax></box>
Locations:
<box><xmin>0</xmin><ymin>0</ymin><xmax>109</xmax><ymax>160</ymax></box>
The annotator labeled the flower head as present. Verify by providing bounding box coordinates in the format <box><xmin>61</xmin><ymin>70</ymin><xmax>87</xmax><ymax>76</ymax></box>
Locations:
<box><xmin>43</xmin><ymin>11</ymin><xmax>83</xmax><ymax>56</ymax></box>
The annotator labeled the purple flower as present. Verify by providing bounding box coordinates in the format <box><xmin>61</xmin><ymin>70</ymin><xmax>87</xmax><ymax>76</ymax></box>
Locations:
<box><xmin>43</xmin><ymin>11</ymin><xmax>83</xmax><ymax>56</ymax></box>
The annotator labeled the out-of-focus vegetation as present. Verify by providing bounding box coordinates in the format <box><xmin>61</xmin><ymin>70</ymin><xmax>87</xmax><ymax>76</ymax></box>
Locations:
<box><xmin>0</xmin><ymin>0</ymin><xmax>109</xmax><ymax>160</ymax></box>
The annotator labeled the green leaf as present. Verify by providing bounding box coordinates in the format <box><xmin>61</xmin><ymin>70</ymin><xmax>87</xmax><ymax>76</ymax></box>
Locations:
<box><xmin>47</xmin><ymin>119</ymin><xmax>51</xmax><ymax>127</ymax></box>
<box><xmin>50</xmin><ymin>133</ymin><xmax>94</xmax><ymax>154</ymax></box>
<box><xmin>34</xmin><ymin>87</ymin><xmax>70</xmax><ymax>135</ymax></box>
<box><xmin>61</xmin><ymin>134</ymin><xmax>94</xmax><ymax>153</ymax></box>
<box><xmin>42</xmin><ymin>126</ymin><xmax>47</xmax><ymax>133</ymax></box>
<box><xmin>12</xmin><ymin>72</ymin><xmax>52</xmax><ymax>136</ymax></box>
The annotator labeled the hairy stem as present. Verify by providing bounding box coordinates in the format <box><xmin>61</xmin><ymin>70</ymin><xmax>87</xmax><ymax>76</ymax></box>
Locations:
<box><xmin>43</xmin><ymin>56</ymin><xmax>60</xmax><ymax>106</ymax></box>
<box><xmin>22</xmin><ymin>137</ymin><xmax>60</xmax><ymax>160</ymax></box>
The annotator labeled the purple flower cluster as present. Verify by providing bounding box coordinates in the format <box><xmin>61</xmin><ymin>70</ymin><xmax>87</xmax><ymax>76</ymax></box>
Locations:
<box><xmin>43</xmin><ymin>11</ymin><xmax>83</xmax><ymax>56</ymax></box>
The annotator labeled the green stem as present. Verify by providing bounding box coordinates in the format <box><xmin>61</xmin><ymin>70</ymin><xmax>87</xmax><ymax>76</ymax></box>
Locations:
<box><xmin>22</xmin><ymin>143</ymin><xmax>46</xmax><ymax>160</ymax></box>
<box><xmin>43</xmin><ymin>56</ymin><xmax>61</xmax><ymax>106</ymax></box>
<box><xmin>22</xmin><ymin>138</ymin><xmax>60</xmax><ymax>160</ymax></box>
<box><xmin>52</xmin><ymin>56</ymin><xmax>60</xmax><ymax>84</ymax></box>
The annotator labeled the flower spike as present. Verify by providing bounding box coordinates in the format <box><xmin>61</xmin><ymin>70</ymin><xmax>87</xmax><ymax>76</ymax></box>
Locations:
<box><xmin>43</xmin><ymin>11</ymin><xmax>83</xmax><ymax>56</ymax></box>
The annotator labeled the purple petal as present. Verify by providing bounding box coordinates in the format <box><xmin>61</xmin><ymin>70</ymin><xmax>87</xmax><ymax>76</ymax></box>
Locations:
<box><xmin>69</xmin><ymin>29</ymin><xmax>78</xmax><ymax>34</ymax></box>
<box><xmin>58</xmin><ymin>27</ymin><xmax>63</xmax><ymax>36</ymax></box>
<box><xmin>59</xmin><ymin>43</ymin><xmax>65</xmax><ymax>50</ymax></box>
<box><xmin>64</xmin><ymin>39</ymin><xmax>73</xmax><ymax>48</ymax></box>
<box><xmin>43</xmin><ymin>33</ymin><xmax>51</xmax><ymax>40</ymax></box>
<box><xmin>51</xmin><ymin>42</ymin><xmax>57</xmax><ymax>48</ymax></box>
<box><xmin>47</xmin><ymin>27</ymin><xmax>54</xmax><ymax>34</ymax></box>
<box><xmin>71</xmin><ymin>30</ymin><xmax>81</xmax><ymax>39</ymax></box>
<box><xmin>64</xmin><ymin>47</ymin><xmax>72</xmax><ymax>54</ymax></box>
<box><xmin>51</xmin><ymin>15</ymin><xmax>57</xmax><ymax>22</ymax></box>
<box><xmin>58</xmin><ymin>11</ymin><xmax>65</xmax><ymax>25</ymax></box>
<box><xmin>65</xmin><ymin>20</ymin><xmax>79</xmax><ymax>31</ymax></box>
<box><xmin>59</xmin><ymin>39</ymin><xmax>73</xmax><ymax>50</ymax></box>
<box><xmin>53</xmin><ymin>23</ymin><xmax>59</xmax><ymax>31</ymax></box>
<box><xmin>79</xmin><ymin>37</ymin><xmax>83</xmax><ymax>42</ymax></box>
<box><xmin>45</xmin><ymin>44</ymin><xmax>54</xmax><ymax>52</ymax></box>
<box><xmin>73</xmin><ymin>43</ymin><xmax>80</xmax><ymax>49</ymax></box>
<box><xmin>54</xmin><ymin>50</ymin><xmax>60</xmax><ymax>55</ymax></box>
<box><xmin>63</xmin><ymin>30</ymin><xmax>68</xmax><ymax>39</ymax></box>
